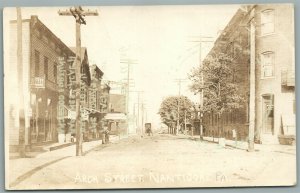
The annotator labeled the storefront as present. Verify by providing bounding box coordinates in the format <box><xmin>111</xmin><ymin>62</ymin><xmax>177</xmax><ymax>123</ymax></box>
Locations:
<box><xmin>104</xmin><ymin>113</ymin><xmax>127</xmax><ymax>138</ymax></box>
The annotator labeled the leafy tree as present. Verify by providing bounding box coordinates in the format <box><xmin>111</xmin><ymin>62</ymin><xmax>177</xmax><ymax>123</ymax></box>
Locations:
<box><xmin>189</xmin><ymin>53</ymin><xmax>244</xmax><ymax>137</ymax></box>
<box><xmin>158</xmin><ymin>96</ymin><xmax>194</xmax><ymax>134</ymax></box>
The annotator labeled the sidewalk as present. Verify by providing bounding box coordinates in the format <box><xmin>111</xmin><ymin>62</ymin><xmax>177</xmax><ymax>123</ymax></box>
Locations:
<box><xmin>192</xmin><ymin>135</ymin><xmax>296</xmax><ymax>155</ymax></box>
<box><xmin>8</xmin><ymin>134</ymin><xmax>131</xmax><ymax>188</ymax></box>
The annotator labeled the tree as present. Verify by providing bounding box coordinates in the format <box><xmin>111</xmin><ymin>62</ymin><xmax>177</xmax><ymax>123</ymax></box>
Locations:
<box><xmin>189</xmin><ymin>53</ymin><xmax>244</xmax><ymax>138</ymax></box>
<box><xmin>158</xmin><ymin>96</ymin><xmax>194</xmax><ymax>135</ymax></box>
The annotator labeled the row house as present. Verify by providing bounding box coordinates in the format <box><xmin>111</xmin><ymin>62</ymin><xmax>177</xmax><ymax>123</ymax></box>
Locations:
<box><xmin>6</xmin><ymin>15</ymin><xmax>75</xmax><ymax>151</ymax></box>
<box><xmin>107</xmin><ymin>94</ymin><xmax>127</xmax><ymax>135</ymax></box>
<box><xmin>5</xmin><ymin>15</ymin><xmax>103</xmax><ymax>152</ymax></box>
<box><xmin>202</xmin><ymin>4</ymin><xmax>295</xmax><ymax>144</ymax></box>
<box><xmin>67</xmin><ymin>47</ymin><xmax>91</xmax><ymax>142</ymax></box>
<box><xmin>87</xmin><ymin>64</ymin><xmax>104</xmax><ymax>139</ymax></box>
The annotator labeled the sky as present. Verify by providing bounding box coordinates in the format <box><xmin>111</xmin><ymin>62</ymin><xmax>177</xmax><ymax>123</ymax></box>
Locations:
<box><xmin>4</xmin><ymin>5</ymin><xmax>240</xmax><ymax>129</ymax></box>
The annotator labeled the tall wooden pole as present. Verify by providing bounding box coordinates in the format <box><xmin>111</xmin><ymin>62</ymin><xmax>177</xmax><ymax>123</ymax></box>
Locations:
<box><xmin>141</xmin><ymin>103</ymin><xmax>144</xmax><ymax>136</ymax></box>
<box><xmin>58</xmin><ymin>6</ymin><xmax>98</xmax><ymax>156</ymax></box>
<box><xmin>199</xmin><ymin>41</ymin><xmax>203</xmax><ymax>140</ymax></box>
<box><xmin>188</xmin><ymin>36</ymin><xmax>213</xmax><ymax>140</ymax></box>
<box><xmin>127</xmin><ymin>63</ymin><xmax>130</xmax><ymax>136</ymax></box>
<box><xmin>248</xmin><ymin>10</ymin><xmax>256</xmax><ymax>152</ymax></box>
<box><xmin>75</xmin><ymin>20</ymin><xmax>82</xmax><ymax>156</ymax></box>
<box><xmin>174</xmin><ymin>79</ymin><xmax>188</xmax><ymax>135</ymax></box>
<box><xmin>17</xmin><ymin>7</ymin><xmax>26</xmax><ymax>157</ymax></box>
<box><xmin>137</xmin><ymin>92</ymin><xmax>140</xmax><ymax>135</ymax></box>
<box><xmin>131</xmin><ymin>90</ymin><xmax>143</xmax><ymax>135</ymax></box>
<box><xmin>177</xmin><ymin>81</ymin><xmax>181</xmax><ymax>135</ymax></box>
<box><xmin>120</xmin><ymin>59</ymin><xmax>138</xmax><ymax>136</ymax></box>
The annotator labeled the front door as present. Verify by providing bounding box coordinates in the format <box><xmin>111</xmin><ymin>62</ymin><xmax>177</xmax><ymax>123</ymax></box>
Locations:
<box><xmin>262</xmin><ymin>95</ymin><xmax>274</xmax><ymax>134</ymax></box>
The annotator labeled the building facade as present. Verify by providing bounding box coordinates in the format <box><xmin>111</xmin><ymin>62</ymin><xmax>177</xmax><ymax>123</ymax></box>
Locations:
<box><xmin>6</xmin><ymin>15</ymin><xmax>102</xmax><ymax>151</ymax></box>
<box><xmin>6</xmin><ymin>16</ymin><xmax>75</xmax><ymax>151</ymax></box>
<box><xmin>202</xmin><ymin>9</ymin><xmax>250</xmax><ymax>141</ymax></box>
<box><xmin>252</xmin><ymin>4</ymin><xmax>295</xmax><ymax>144</ymax></box>
<box><xmin>88</xmin><ymin>64</ymin><xmax>104</xmax><ymax>139</ymax></box>
<box><xmin>202</xmin><ymin>4</ymin><xmax>295</xmax><ymax>144</ymax></box>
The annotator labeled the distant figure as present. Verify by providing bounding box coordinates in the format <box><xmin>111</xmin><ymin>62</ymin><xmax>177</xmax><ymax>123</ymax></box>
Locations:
<box><xmin>100</xmin><ymin>122</ymin><xmax>110</xmax><ymax>144</ymax></box>
<box><xmin>104</xmin><ymin>127</ymin><xmax>110</xmax><ymax>143</ymax></box>
<box><xmin>145</xmin><ymin>123</ymin><xmax>153</xmax><ymax>136</ymax></box>
<box><xmin>71</xmin><ymin>133</ymin><xmax>75</xmax><ymax>142</ymax></box>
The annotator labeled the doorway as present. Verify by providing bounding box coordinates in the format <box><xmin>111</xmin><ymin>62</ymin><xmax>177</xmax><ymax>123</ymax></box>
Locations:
<box><xmin>262</xmin><ymin>94</ymin><xmax>274</xmax><ymax>135</ymax></box>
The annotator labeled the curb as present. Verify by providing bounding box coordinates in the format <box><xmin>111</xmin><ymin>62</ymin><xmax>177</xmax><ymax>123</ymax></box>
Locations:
<box><xmin>8</xmin><ymin>135</ymin><xmax>129</xmax><ymax>189</ymax></box>
<box><xmin>49</xmin><ymin>142</ymin><xmax>76</xmax><ymax>151</ymax></box>
<box><xmin>9</xmin><ymin>156</ymin><xmax>70</xmax><ymax>189</ymax></box>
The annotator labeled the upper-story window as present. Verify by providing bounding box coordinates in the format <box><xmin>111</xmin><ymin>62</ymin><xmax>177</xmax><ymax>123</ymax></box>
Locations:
<box><xmin>261</xmin><ymin>9</ymin><xmax>275</xmax><ymax>35</ymax></box>
<box><xmin>34</xmin><ymin>50</ymin><xmax>40</xmax><ymax>76</ymax></box>
<box><xmin>42</xmin><ymin>35</ymin><xmax>49</xmax><ymax>44</ymax></box>
<box><xmin>53</xmin><ymin>62</ymin><xmax>57</xmax><ymax>83</ymax></box>
<box><xmin>44</xmin><ymin>56</ymin><xmax>49</xmax><ymax>79</ymax></box>
<box><xmin>261</xmin><ymin>51</ymin><xmax>275</xmax><ymax>78</ymax></box>
<box><xmin>34</xmin><ymin>29</ymin><xmax>41</xmax><ymax>38</ymax></box>
<box><xmin>50</xmin><ymin>41</ymin><xmax>55</xmax><ymax>50</ymax></box>
<box><xmin>56</xmin><ymin>47</ymin><xmax>61</xmax><ymax>55</ymax></box>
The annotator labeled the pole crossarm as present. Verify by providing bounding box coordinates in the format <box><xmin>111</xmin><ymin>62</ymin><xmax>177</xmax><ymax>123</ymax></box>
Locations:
<box><xmin>120</xmin><ymin>60</ymin><xmax>138</xmax><ymax>64</ymax></box>
<box><xmin>58</xmin><ymin>6</ymin><xmax>98</xmax><ymax>25</ymax></box>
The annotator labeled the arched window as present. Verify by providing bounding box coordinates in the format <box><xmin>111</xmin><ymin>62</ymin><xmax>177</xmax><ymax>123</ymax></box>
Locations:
<box><xmin>261</xmin><ymin>51</ymin><xmax>275</xmax><ymax>78</ymax></box>
<box><xmin>261</xmin><ymin>9</ymin><xmax>275</xmax><ymax>35</ymax></box>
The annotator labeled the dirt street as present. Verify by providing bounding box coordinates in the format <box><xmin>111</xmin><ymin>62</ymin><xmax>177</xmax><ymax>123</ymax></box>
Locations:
<box><xmin>12</xmin><ymin>134</ymin><xmax>296</xmax><ymax>189</ymax></box>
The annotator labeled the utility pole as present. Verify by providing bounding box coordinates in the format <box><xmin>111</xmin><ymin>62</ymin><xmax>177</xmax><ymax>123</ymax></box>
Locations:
<box><xmin>141</xmin><ymin>103</ymin><xmax>144</xmax><ymax>136</ymax></box>
<box><xmin>133</xmin><ymin>103</ymin><xmax>137</xmax><ymax>129</ymax></box>
<box><xmin>174</xmin><ymin>79</ymin><xmax>188</xmax><ymax>135</ymax></box>
<box><xmin>120</xmin><ymin>58</ymin><xmax>138</xmax><ymax>136</ymax></box>
<box><xmin>138</xmin><ymin>92</ymin><xmax>140</xmax><ymax>135</ymax></box>
<box><xmin>145</xmin><ymin>109</ymin><xmax>148</xmax><ymax>123</ymax></box>
<box><xmin>58</xmin><ymin>6</ymin><xmax>98</xmax><ymax>156</ymax></box>
<box><xmin>130</xmin><ymin>90</ymin><xmax>144</xmax><ymax>135</ymax></box>
<box><xmin>248</xmin><ymin>8</ymin><xmax>256</xmax><ymax>152</ymax></box>
<box><xmin>16</xmin><ymin>7</ymin><xmax>26</xmax><ymax>157</ymax></box>
<box><xmin>188</xmin><ymin>36</ymin><xmax>214</xmax><ymax>140</ymax></box>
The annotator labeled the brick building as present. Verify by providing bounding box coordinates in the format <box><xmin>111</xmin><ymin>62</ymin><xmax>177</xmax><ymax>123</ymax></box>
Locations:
<box><xmin>202</xmin><ymin>4</ymin><xmax>295</xmax><ymax>144</ymax></box>
<box><xmin>202</xmin><ymin>9</ymin><xmax>250</xmax><ymax>141</ymax></box>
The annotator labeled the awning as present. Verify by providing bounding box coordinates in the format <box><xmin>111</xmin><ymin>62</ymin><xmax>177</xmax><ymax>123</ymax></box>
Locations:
<box><xmin>104</xmin><ymin>113</ymin><xmax>127</xmax><ymax>120</ymax></box>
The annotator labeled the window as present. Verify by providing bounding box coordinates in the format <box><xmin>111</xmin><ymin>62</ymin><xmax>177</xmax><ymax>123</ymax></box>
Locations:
<box><xmin>42</xmin><ymin>35</ymin><xmax>49</xmax><ymax>44</ymax></box>
<box><xmin>50</xmin><ymin>41</ymin><xmax>55</xmax><ymax>50</ymax></box>
<box><xmin>34</xmin><ymin>29</ymin><xmax>41</xmax><ymax>38</ymax></box>
<box><xmin>44</xmin><ymin>56</ymin><xmax>49</xmax><ymax>79</ymax></box>
<box><xmin>261</xmin><ymin>51</ymin><xmax>274</xmax><ymax>78</ymax></box>
<box><xmin>261</xmin><ymin>9</ymin><xmax>275</xmax><ymax>35</ymax></box>
<box><xmin>34</xmin><ymin>50</ymin><xmax>40</xmax><ymax>76</ymax></box>
<box><xmin>53</xmin><ymin>63</ymin><xmax>57</xmax><ymax>83</ymax></box>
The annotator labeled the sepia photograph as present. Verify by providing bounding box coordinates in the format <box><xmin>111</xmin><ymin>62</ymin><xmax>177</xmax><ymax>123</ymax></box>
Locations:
<box><xmin>3</xmin><ymin>3</ymin><xmax>296</xmax><ymax>190</ymax></box>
